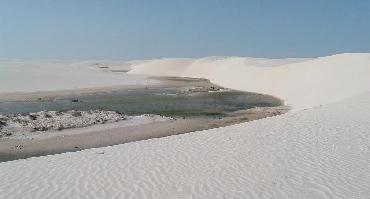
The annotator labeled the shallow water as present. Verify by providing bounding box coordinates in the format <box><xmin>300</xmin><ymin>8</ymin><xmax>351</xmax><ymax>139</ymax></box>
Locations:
<box><xmin>0</xmin><ymin>87</ymin><xmax>282</xmax><ymax>117</ymax></box>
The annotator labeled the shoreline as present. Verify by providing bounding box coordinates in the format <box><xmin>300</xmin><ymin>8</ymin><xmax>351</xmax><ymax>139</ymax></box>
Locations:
<box><xmin>0</xmin><ymin>106</ymin><xmax>289</xmax><ymax>162</ymax></box>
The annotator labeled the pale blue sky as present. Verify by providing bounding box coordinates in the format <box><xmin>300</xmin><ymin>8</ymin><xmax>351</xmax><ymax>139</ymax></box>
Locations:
<box><xmin>0</xmin><ymin>0</ymin><xmax>369</xmax><ymax>59</ymax></box>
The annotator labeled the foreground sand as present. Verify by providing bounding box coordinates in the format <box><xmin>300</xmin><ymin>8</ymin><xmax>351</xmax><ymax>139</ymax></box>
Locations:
<box><xmin>1</xmin><ymin>92</ymin><xmax>369</xmax><ymax>198</ymax></box>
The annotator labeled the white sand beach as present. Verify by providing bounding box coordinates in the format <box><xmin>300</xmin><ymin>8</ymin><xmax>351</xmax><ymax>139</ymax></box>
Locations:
<box><xmin>1</xmin><ymin>53</ymin><xmax>370</xmax><ymax>198</ymax></box>
<box><xmin>0</xmin><ymin>60</ymin><xmax>157</xmax><ymax>93</ymax></box>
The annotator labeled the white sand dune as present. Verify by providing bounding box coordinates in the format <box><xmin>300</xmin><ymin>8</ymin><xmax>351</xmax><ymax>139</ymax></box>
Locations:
<box><xmin>129</xmin><ymin>53</ymin><xmax>370</xmax><ymax>110</ymax></box>
<box><xmin>1</xmin><ymin>53</ymin><xmax>370</xmax><ymax>198</ymax></box>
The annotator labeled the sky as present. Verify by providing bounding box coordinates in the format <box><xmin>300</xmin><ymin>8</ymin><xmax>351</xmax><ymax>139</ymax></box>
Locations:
<box><xmin>0</xmin><ymin>0</ymin><xmax>369</xmax><ymax>60</ymax></box>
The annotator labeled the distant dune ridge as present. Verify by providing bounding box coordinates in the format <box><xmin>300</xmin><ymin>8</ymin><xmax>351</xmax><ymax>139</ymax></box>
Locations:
<box><xmin>1</xmin><ymin>53</ymin><xmax>370</xmax><ymax>198</ymax></box>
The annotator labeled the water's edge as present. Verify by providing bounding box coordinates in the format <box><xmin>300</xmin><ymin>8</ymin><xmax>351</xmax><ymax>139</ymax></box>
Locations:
<box><xmin>0</xmin><ymin>76</ymin><xmax>288</xmax><ymax>162</ymax></box>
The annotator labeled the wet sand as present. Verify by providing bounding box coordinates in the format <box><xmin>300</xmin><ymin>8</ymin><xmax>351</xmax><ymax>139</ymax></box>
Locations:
<box><xmin>0</xmin><ymin>106</ymin><xmax>289</xmax><ymax>162</ymax></box>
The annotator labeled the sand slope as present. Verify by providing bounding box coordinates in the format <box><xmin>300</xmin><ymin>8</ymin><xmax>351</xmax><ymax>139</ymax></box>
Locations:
<box><xmin>129</xmin><ymin>53</ymin><xmax>370</xmax><ymax>109</ymax></box>
<box><xmin>1</xmin><ymin>92</ymin><xmax>370</xmax><ymax>198</ymax></box>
